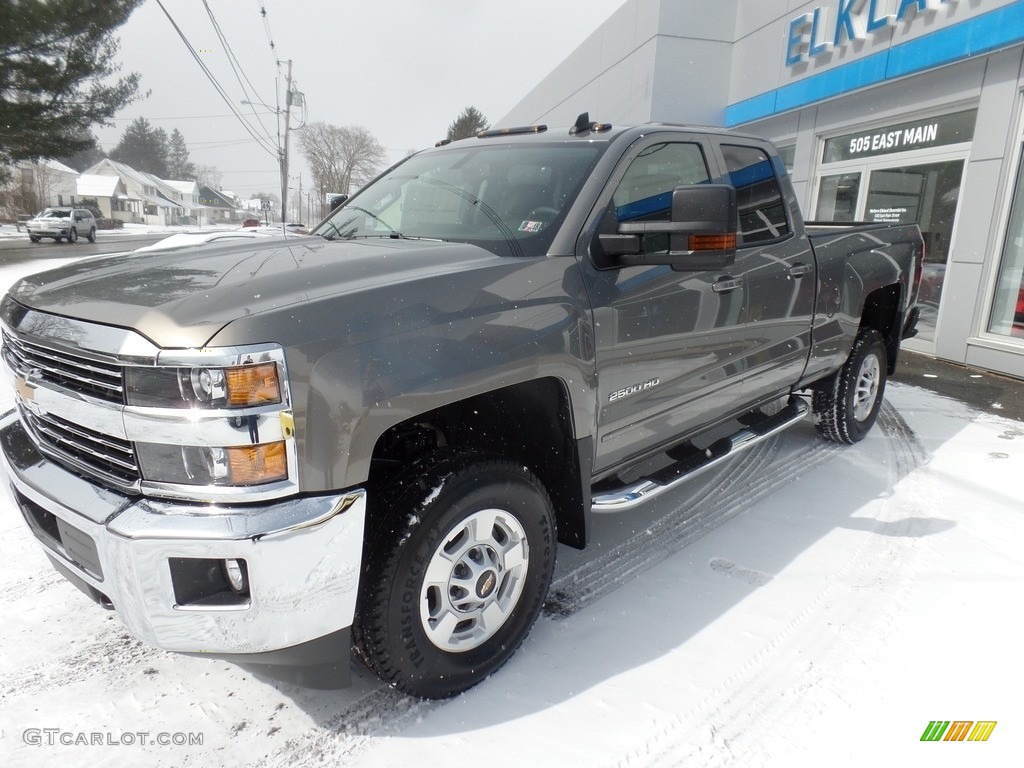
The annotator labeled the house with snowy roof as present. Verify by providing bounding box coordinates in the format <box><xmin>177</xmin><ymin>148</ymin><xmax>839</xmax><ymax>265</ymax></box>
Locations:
<box><xmin>84</xmin><ymin>159</ymin><xmax>194</xmax><ymax>225</ymax></box>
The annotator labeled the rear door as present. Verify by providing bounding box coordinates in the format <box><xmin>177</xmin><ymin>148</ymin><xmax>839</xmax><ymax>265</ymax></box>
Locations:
<box><xmin>710</xmin><ymin>141</ymin><xmax>815</xmax><ymax>402</ymax></box>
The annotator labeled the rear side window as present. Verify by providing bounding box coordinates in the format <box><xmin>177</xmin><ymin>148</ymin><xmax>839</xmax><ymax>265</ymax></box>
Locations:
<box><xmin>720</xmin><ymin>144</ymin><xmax>791</xmax><ymax>245</ymax></box>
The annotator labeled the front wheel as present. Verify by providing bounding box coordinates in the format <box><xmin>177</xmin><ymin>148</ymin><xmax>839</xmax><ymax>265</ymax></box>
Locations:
<box><xmin>67</xmin><ymin>227</ymin><xmax>78</xmax><ymax>244</ymax></box>
<box><xmin>813</xmin><ymin>328</ymin><xmax>887</xmax><ymax>444</ymax></box>
<box><xmin>354</xmin><ymin>452</ymin><xmax>556</xmax><ymax>699</ymax></box>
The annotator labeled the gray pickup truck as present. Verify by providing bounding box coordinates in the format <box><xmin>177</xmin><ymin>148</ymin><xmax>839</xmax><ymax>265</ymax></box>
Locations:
<box><xmin>0</xmin><ymin>116</ymin><xmax>922</xmax><ymax>699</ymax></box>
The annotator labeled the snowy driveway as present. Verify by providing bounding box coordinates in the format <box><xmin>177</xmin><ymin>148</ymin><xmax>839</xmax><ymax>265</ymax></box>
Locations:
<box><xmin>0</xmin><ymin>256</ymin><xmax>1021</xmax><ymax>767</ymax></box>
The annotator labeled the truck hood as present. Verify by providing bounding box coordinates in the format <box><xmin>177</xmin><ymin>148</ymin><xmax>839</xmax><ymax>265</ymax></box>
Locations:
<box><xmin>7</xmin><ymin>237</ymin><xmax>510</xmax><ymax>348</ymax></box>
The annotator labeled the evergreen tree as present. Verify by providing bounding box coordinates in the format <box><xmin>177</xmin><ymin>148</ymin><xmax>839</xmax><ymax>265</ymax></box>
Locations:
<box><xmin>447</xmin><ymin>107</ymin><xmax>490</xmax><ymax>142</ymax></box>
<box><xmin>166</xmin><ymin>129</ymin><xmax>197</xmax><ymax>180</ymax></box>
<box><xmin>110</xmin><ymin>118</ymin><xmax>169</xmax><ymax>176</ymax></box>
<box><xmin>0</xmin><ymin>0</ymin><xmax>144</xmax><ymax>184</ymax></box>
<box><xmin>54</xmin><ymin>133</ymin><xmax>107</xmax><ymax>172</ymax></box>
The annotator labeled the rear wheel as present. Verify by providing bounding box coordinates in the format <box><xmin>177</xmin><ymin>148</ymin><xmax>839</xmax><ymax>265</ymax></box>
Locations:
<box><xmin>354</xmin><ymin>452</ymin><xmax>556</xmax><ymax>699</ymax></box>
<box><xmin>87</xmin><ymin>227</ymin><xmax>96</xmax><ymax>243</ymax></box>
<box><xmin>813</xmin><ymin>328</ymin><xmax>887</xmax><ymax>444</ymax></box>
<box><xmin>29</xmin><ymin>236</ymin><xmax>40</xmax><ymax>243</ymax></box>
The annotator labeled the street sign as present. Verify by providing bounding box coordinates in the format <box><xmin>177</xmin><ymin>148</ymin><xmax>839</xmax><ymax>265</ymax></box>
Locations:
<box><xmin>260</xmin><ymin>199</ymin><xmax>271</xmax><ymax>211</ymax></box>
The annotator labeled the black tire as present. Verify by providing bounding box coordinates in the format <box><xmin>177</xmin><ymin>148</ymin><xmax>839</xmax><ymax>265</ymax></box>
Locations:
<box><xmin>67</xmin><ymin>227</ymin><xmax>78</xmax><ymax>244</ymax></box>
<box><xmin>53</xmin><ymin>236</ymin><xmax>62</xmax><ymax>243</ymax></box>
<box><xmin>29</xmin><ymin>236</ymin><xmax>40</xmax><ymax>243</ymax></box>
<box><xmin>813</xmin><ymin>328</ymin><xmax>887</xmax><ymax>444</ymax></box>
<box><xmin>87</xmin><ymin>227</ymin><xmax>96</xmax><ymax>243</ymax></box>
<box><xmin>354</xmin><ymin>451</ymin><xmax>556</xmax><ymax>699</ymax></box>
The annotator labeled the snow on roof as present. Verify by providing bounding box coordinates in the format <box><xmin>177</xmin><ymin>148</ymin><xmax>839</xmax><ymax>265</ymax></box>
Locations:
<box><xmin>39</xmin><ymin>158</ymin><xmax>79</xmax><ymax>175</ymax></box>
<box><xmin>76</xmin><ymin>174</ymin><xmax>122</xmax><ymax>198</ymax></box>
<box><xmin>164</xmin><ymin>179</ymin><xmax>198</xmax><ymax>196</ymax></box>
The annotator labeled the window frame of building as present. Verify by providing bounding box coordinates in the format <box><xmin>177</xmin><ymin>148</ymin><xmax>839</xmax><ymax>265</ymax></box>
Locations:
<box><xmin>983</xmin><ymin>97</ymin><xmax>1024</xmax><ymax>346</ymax></box>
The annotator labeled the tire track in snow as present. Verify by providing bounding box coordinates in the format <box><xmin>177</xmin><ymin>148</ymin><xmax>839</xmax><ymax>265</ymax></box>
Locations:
<box><xmin>544</xmin><ymin>417</ymin><xmax>849</xmax><ymax>619</ymax></box>
<box><xmin>3</xmin><ymin>569</ymin><xmax>64</xmax><ymax>602</ymax></box>
<box><xmin>0</xmin><ymin>631</ymin><xmax>162</xmax><ymax>696</ymax></box>
<box><xmin>253</xmin><ymin>688</ymin><xmax>432</xmax><ymax>767</ymax></box>
<box><xmin>609</xmin><ymin>399</ymin><xmax>927</xmax><ymax>768</ymax></box>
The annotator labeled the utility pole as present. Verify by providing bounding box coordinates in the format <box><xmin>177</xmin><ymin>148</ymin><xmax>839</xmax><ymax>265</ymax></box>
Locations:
<box><xmin>280</xmin><ymin>59</ymin><xmax>293</xmax><ymax>233</ymax></box>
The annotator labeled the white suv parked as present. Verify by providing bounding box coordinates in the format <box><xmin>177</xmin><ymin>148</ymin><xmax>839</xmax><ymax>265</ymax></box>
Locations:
<box><xmin>26</xmin><ymin>207</ymin><xmax>97</xmax><ymax>244</ymax></box>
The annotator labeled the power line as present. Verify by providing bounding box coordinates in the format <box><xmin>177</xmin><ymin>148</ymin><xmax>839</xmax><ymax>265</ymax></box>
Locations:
<box><xmin>153</xmin><ymin>0</ymin><xmax>279</xmax><ymax>160</ymax></box>
<box><xmin>201</xmin><ymin>0</ymin><xmax>277</xmax><ymax>146</ymax></box>
<box><xmin>256</xmin><ymin>0</ymin><xmax>279</xmax><ymax>68</ymax></box>
<box><xmin>105</xmin><ymin>112</ymin><xmax>275</xmax><ymax>121</ymax></box>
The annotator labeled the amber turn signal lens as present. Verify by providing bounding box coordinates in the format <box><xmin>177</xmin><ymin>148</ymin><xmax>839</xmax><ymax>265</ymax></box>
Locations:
<box><xmin>689</xmin><ymin>233</ymin><xmax>737</xmax><ymax>251</ymax></box>
<box><xmin>226</xmin><ymin>363</ymin><xmax>281</xmax><ymax>407</ymax></box>
<box><xmin>226</xmin><ymin>441</ymin><xmax>287</xmax><ymax>485</ymax></box>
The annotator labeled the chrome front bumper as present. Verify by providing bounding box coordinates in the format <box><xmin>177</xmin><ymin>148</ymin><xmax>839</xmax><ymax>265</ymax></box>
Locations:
<box><xmin>0</xmin><ymin>411</ymin><xmax>366</xmax><ymax>657</ymax></box>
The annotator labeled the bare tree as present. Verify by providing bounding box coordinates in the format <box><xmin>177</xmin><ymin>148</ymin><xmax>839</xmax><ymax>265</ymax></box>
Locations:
<box><xmin>195</xmin><ymin>164</ymin><xmax>223</xmax><ymax>190</ymax></box>
<box><xmin>1</xmin><ymin>161</ymin><xmax>65</xmax><ymax>218</ymax></box>
<box><xmin>298</xmin><ymin>122</ymin><xmax>386</xmax><ymax>219</ymax></box>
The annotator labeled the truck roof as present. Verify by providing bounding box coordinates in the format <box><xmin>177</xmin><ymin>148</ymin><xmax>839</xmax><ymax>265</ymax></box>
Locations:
<box><xmin>431</xmin><ymin>113</ymin><xmax>755</xmax><ymax>151</ymax></box>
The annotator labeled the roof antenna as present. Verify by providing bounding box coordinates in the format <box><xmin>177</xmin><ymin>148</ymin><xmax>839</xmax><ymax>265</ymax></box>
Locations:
<box><xmin>571</xmin><ymin>112</ymin><xmax>592</xmax><ymax>135</ymax></box>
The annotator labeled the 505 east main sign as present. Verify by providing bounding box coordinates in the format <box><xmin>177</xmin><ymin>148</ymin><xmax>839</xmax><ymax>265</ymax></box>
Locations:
<box><xmin>786</xmin><ymin>0</ymin><xmax>962</xmax><ymax>66</ymax></box>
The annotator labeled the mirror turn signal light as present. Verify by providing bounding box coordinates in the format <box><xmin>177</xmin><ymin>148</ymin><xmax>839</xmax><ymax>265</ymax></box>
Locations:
<box><xmin>689</xmin><ymin>233</ymin><xmax>737</xmax><ymax>251</ymax></box>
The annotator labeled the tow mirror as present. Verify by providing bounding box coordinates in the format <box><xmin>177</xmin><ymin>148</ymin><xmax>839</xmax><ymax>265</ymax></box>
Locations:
<box><xmin>598</xmin><ymin>184</ymin><xmax>737</xmax><ymax>270</ymax></box>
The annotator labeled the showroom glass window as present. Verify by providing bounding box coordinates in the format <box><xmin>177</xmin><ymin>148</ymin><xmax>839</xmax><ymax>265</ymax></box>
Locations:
<box><xmin>989</xmin><ymin>150</ymin><xmax>1024</xmax><ymax>338</ymax></box>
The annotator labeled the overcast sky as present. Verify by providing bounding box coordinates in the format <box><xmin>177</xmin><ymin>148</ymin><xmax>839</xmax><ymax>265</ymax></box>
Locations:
<box><xmin>95</xmin><ymin>0</ymin><xmax>627</xmax><ymax>213</ymax></box>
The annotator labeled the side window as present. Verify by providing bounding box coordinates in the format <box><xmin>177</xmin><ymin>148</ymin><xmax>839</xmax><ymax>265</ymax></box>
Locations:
<box><xmin>720</xmin><ymin>144</ymin><xmax>791</xmax><ymax>245</ymax></box>
<box><xmin>612</xmin><ymin>143</ymin><xmax>710</xmax><ymax>223</ymax></box>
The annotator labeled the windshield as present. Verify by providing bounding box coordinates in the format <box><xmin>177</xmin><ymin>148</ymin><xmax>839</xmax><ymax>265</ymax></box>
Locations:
<box><xmin>38</xmin><ymin>209</ymin><xmax>71</xmax><ymax>219</ymax></box>
<box><xmin>311</xmin><ymin>143</ymin><xmax>602</xmax><ymax>258</ymax></box>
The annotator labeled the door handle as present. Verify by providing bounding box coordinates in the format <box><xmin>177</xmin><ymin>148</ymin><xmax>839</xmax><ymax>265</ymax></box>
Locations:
<box><xmin>712</xmin><ymin>277</ymin><xmax>742</xmax><ymax>293</ymax></box>
<box><xmin>788</xmin><ymin>262</ymin><xmax>812</xmax><ymax>278</ymax></box>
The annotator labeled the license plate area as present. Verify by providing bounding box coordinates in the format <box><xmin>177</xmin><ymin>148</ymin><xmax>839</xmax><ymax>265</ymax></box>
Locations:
<box><xmin>16</xmin><ymin>489</ymin><xmax>104</xmax><ymax>581</ymax></box>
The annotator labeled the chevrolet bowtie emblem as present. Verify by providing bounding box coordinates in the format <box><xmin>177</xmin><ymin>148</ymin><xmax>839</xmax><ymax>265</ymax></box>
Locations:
<box><xmin>15</xmin><ymin>368</ymin><xmax>41</xmax><ymax>405</ymax></box>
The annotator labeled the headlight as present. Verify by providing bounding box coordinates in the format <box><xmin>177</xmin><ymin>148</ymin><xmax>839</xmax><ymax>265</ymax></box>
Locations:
<box><xmin>124</xmin><ymin>345</ymin><xmax>294</xmax><ymax>495</ymax></box>
<box><xmin>136</xmin><ymin>441</ymin><xmax>288</xmax><ymax>487</ymax></box>
<box><xmin>126</xmin><ymin>362</ymin><xmax>282</xmax><ymax>408</ymax></box>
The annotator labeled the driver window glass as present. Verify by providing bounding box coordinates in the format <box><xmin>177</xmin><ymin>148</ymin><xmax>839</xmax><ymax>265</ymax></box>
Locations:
<box><xmin>613</xmin><ymin>143</ymin><xmax>710</xmax><ymax>223</ymax></box>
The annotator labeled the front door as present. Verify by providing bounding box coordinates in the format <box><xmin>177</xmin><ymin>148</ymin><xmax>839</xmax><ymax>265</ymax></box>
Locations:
<box><xmin>580</xmin><ymin>136</ymin><xmax>753</xmax><ymax>473</ymax></box>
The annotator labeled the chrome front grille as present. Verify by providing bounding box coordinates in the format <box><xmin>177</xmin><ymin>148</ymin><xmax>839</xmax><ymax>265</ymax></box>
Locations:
<box><xmin>19</xmin><ymin>406</ymin><xmax>140</xmax><ymax>489</ymax></box>
<box><xmin>2</xmin><ymin>331</ymin><xmax>124</xmax><ymax>404</ymax></box>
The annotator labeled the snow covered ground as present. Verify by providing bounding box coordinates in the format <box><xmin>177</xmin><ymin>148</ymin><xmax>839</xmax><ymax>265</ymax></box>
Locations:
<box><xmin>0</xmin><ymin>256</ymin><xmax>1020</xmax><ymax>767</ymax></box>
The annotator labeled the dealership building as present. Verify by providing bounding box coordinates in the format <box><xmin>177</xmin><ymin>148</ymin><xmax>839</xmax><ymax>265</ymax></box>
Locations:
<box><xmin>503</xmin><ymin>0</ymin><xmax>1024</xmax><ymax>378</ymax></box>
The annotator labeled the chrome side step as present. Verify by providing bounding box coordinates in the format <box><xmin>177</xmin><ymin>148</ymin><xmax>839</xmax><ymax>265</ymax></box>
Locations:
<box><xmin>591</xmin><ymin>397</ymin><xmax>809</xmax><ymax>512</ymax></box>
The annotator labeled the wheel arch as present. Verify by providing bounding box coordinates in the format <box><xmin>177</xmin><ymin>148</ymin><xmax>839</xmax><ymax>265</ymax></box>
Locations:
<box><xmin>859</xmin><ymin>282</ymin><xmax>904</xmax><ymax>375</ymax></box>
<box><xmin>367</xmin><ymin>376</ymin><xmax>592</xmax><ymax>550</ymax></box>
